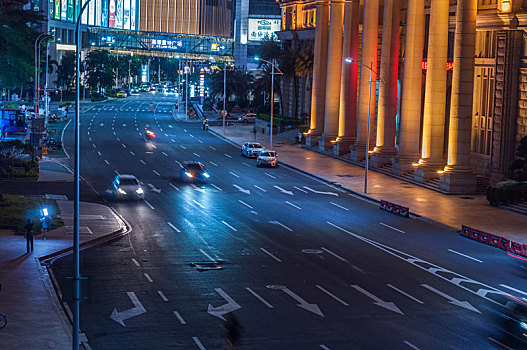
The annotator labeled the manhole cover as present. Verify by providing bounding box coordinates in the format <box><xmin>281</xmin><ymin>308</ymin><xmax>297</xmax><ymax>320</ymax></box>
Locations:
<box><xmin>266</xmin><ymin>285</ymin><xmax>285</xmax><ymax>290</ymax></box>
<box><xmin>302</xmin><ymin>249</ymin><xmax>323</xmax><ymax>254</ymax></box>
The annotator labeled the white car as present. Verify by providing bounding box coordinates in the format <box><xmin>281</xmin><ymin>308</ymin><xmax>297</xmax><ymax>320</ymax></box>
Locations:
<box><xmin>112</xmin><ymin>174</ymin><xmax>144</xmax><ymax>200</ymax></box>
<box><xmin>238</xmin><ymin>113</ymin><xmax>256</xmax><ymax>123</ymax></box>
<box><xmin>256</xmin><ymin>150</ymin><xmax>278</xmax><ymax>167</ymax></box>
<box><xmin>241</xmin><ymin>142</ymin><xmax>264</xmax><ymax>158</ymax></box>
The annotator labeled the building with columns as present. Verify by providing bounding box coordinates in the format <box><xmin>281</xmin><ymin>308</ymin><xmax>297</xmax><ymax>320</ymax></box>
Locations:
<box><xmin>277</xmin><ymin>0</ymin><xmax>527</xmax><ymax>194</ymax></box>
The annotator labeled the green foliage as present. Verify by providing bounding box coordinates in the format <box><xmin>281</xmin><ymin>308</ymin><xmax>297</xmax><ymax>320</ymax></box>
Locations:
<box><xmin>90</xmin><ymin>92</ymin><xmax>107</xmax><ymax>102</ymax></box>
<box><xmin>509</xmin><ymin>136</ymin><xmax>527</xmax><ymax>181</ymax></box>
<box><xmin>487</xmin><ymin>184</ymin><xmax>527</xmax><ymax>207</ymax></box>
<box><xmin>86</xmin><ymin>50</ymin><xmax>116</xmax><ymax>92</ymax></box>
<box><xmin>56</xmin><ymin>51</ymin><xmax>76</xmax><ymax>90</ymax></box>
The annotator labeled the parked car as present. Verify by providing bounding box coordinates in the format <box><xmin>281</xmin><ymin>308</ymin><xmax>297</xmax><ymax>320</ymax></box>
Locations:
<box><xmin>238</xmin><ymin>113</ymin><xmax>256</xmax><ymax>123</ymax></box>
<box><xmin>241</xmin><ymin>142</ymin><xmax>264</xmax><ymax>158</ymax></box>
<box><xmin>256</xmin><ymin>150</ymin><xmax>278</xmax><ymax>167</ymax></box>
<box><xmin>112</xmin><ymin>174</ymin><xmax>144</xmax><ymax>200</ymax></box>
<box><xmin>180</xmin><ymin>161</ymin><xmax>210</xmax><ymax>182</ymax></box>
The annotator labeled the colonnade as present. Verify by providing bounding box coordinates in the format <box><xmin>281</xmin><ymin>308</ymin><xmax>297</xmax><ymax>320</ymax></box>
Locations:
<box><xmin>305</xmin><ymin>0</ymin><xmax>478</xmax><ymax>193</ymax></box>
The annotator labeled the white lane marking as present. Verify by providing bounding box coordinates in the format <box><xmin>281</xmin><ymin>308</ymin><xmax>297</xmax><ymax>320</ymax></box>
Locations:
<box><xmin>189</xmin><ymin>134</ymin><xmax>194</xmax><ymax>138</ymax></box>
<box><xmin>151</xmin><ymin>144</ymin><xmax>157</xmax><ymax>149</ymax></box>
<box><xmin>169</xmin><ymin>183</ymin><xmax>179</xmax><ymax>191</ymax></box>
<box><xmin>224</xmin><ymin>153</ymin><xmax>232</xmax><ymax>158</ymax></box>
<box><xmin>229</xmin><ymin>171</ymin><xmax>239</xmax><ymax>178</ymax></box>
<box><xmin>97</xmin><ymin>151</ymin><xmax>101</xmax><ymax>156</ymax></box>
<box><xmin>192</xmin><ymin>200</ymin><xmax>205</xmax><ymax>209</ymax></box>
<box><xmin>380</xmin><ymin>222</ymin><xmax>406</xmax><ymax>233</ymax></box>
<box><xmin>320</xmin><ymin>346</ymin><xmax>330</xmax><ymax>350</ymax></box>
<box><xmin>242</xmin><ymin>162</ymin><xmax>252</xmax><ymax>167</ymax></box>
<box><xmin>403</xmin><ymin>341</ymin><xmax>421</xmax><ymax>350</ymax></box>
<box><xmin>113</xmin><ymin>131</ymin><xmax>116</xmax><ymax>135</ymax></box>
<box><xmin>144</xmin><ymin>273</ymin><xmax>154</xmax><ymax>283</ymax></box>
<box><xmin>184</xmin><ymin>218</ymin><xmax>195</xmax><ymax>228</ymax></box>
<box><xmin>184</xmin><ymin>129</ymin><xmax>187</xmax><ymax>132</ymax></box>
<box><xmin>132</xmin><ymin>259</ymin><xmax>140</xmax><ymax>267</ymax></box>
<box><xmin>293</xmin><ymin>186</ymin><xmax>308</xmax><ymax>193</ymax></box>
<box><xmin>180</xmin><ymin>145</ymin><xmax>186</xmax><ymax>149</ymax></box>
<box><xmin>209</xmin><ymin>161</ymin><xmax>218</xmax><ymax>166</ymax></box>
<box><xmin>167</xmin><ymin>222</ymin><xmax>181</xmax><ymax>233</ymax></box>
<box><xmin>198</xmin><ymin>140</ymin><xmax>203</xmax><ymax>143</ymax></box>
<box><xmin>330</xmin><ymin>202</ymin><xmax>349</xmax><ymax>211</ymax></box>
<box><xmin>173</xmin><ymin>311</ymin><xmax>186</xmax><ymax>325</ymax></box>
<box><xmin>254</xmin><ymin>185</ymin><xmax>267</xmax><ymax>192</ymax></box>
<box><xmin>499</xmin><ymin>284</ymin><xmax>527</xmax><ymax>296</ymax></box>
<box><xmin>246</xmin><ymin>287</ymin><xmax>274</xmax><ymax>308</ymax></box>
<box><xmin>209</xmin><ymin>146</ymin><xmax>216</xmax><ymax>150</ymax></box>
<box><xmin>114</xmin><ymin>170</ymin><xmax>120</xmax><ymax>175</ymax></box>
<box><xmin>88</xmin><ymin>137</ymin><xmax>92</xmax><ymax>141</ymax></box>
<box><xmin>192</xmin><ymin>337</ymin><xmax>206</xmax><ymax>350</ymax></box>
<box><xmin>175</xmin><ymin>160</ymin><xmax>182</xmax><ymax>166</ymax></box>
<box><xmin>104</xmin><ymin>160</ymin><xmax>110</xmax><ymax>165</ymax></box>
<box><xmin>285</xmin><ymin>201</ymin><xmax>302</xmax><ymax>210</ymax></box>
<box><xmin>116</xmin><ymin>137</ymin><xmax>121</xmax><ymax>142</ymax></box>
<box><xmin>265</xmin><ymin>172</ymin><xmax>276</xmax><ymax>179</ymax></box>
<box><xmin>130</xmin><ymin>151</ymin><xmax>135</xmax><ymax>156</ymax></box>
<box><xmin>238</xmin><ymin>200</ymin><xmax>253</xmax><ymax>209</ymax></box>
<box><xmin>158</xmin><ymin>290</ymin><xmax>168</xmax><ymax>302</ymax></box>
<box><xmin>122</xmin><ymin>143</ymin><xmax>127</xmax><ymax>148</ymax></box>
<box><xmin>320</xmin><ymin>247</ymin><xmax>348</xmax><ymax>262</ymax></box>
<box><xmin>210</xmin><ymin>184</ymin><xmax>222</xmax><ymax>191</ymax></box>
<box><xmin>92</xmin><ymin>143</ymin><xmax>96</xmax><ymax>148</ymax></box>
<box><xmin>199</xmin><ymin>248</ymin><xmax>216</xmax><ymax>263</ymax></box>
<box><xmin>387</xmin><ymin>284</ymin><xmax>424</xmax><ymax>304</ymax></box>
<box><xmin>421</xmin><ymin>284</ymin><xmax>480</xmax><ymax>313</ymax></box>
<box><xmin>144</xmin><ymin>200</ymin><xmax>155</xmax><ymax>210</ymax></box>
<box><xmin>162</xmin><ymin>152</ymin><xmax>168</xmax><ymax>157</ymax></box>
<box><xmin>171</xmin><ymin>139</ymin><xmax>176</xmax><ymax>143</ymax></box>
<box><xmin>447</xmin><ymin>249</ymin><xmax>482</xmax><ymax>263</ymax></box>
<box><xmin>139</xmin><ymin>160</ymin><xmax>146</xmax><ymax>165</ymax></box>
<box><xmin>273</xmin><ymin>221</ymin><xmax>293</xmax><ymax>232</ymax></box>
<box><xmin>316</xmin><ymin>285</ymin><xmax>349</xmax><ymax>306</ymax></box>
<box><xmin>260</xmin><ymin>248</ymin><xmax>282</xmax><ymax>263</ymax></box>
<box><xmin>488</xmin><ymin>337</ymin><xmax>513</xmax><ymax>350</ymax></box>
<box><xmin>153</xmin><ymin>170</ymin><xmax>161</xmax><ymax>176</ymax></box>
<box><xmin>193</xmin><ymin>152</ymin><xmax>201</xmax><ymax>158</ymax></box>
<box><xmin>221</xmin><ymin>220</ymin><xmax>238</xmax><ymax>232</ymax></box>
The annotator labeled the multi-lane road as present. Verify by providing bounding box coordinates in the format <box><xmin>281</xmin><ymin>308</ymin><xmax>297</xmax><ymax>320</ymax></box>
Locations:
<box><xmin>51</xmin><ymin>94</ymin><xmax>526</xmax><ymax>349</ymax></box>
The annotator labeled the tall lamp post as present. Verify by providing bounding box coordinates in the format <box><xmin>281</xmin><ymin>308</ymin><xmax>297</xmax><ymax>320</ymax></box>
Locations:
<box><xmin>34</xmin><ymin>33</ymin><xmax>52</xmax><ymax>116</ymax></box>
<box><xmin>222</xmin><ymin>63</ymin><xmax>234</xmax><ymax>135</ymax></box>
<box><xmin>254</xmin><ymin>57</ymin><xmax>282</xmax><ymax>150</ymax></box>
<box><xmin>345</xmin><ymin>58</ymin><xmax>381</xmax><ymax>194</ymax></box>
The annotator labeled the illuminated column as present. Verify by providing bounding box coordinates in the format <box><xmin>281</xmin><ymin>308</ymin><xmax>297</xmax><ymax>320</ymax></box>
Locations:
<box><xmin>439</xmin><ymin>0</ymin><xmax>477</xmax><ymax>193</ymax></box>
<box><xmin>393</xmin><ymin>0</ymin><xmax>425</xmax><ymax>175</ymax></box>
<box><xmin>414</xmin><ymin>0</ymin><xmax>449</xmax><ymax>182</ymax></box>
<box><xmin>306</xmin><ymin>0</ymin><xmax>330</xmax><ymax>147</ymax></box>
<box><xmin>350</xmin><ymin>0</ymin><xmax>379</xmax><ymax>161</ymax></box>
<box><xmin>370</xmin><ymin>0</ymin><xmax>401</xmax><ymax>167</ymax></box>
<box><xmin>319</xmin><ymin>0</ymin><xmax>345</xmax><ymax>151</ymax></box>
<box><xmin>333</xmin><ymin>0</ymin><xmax>360</xmax><ymax>155</ymax></box>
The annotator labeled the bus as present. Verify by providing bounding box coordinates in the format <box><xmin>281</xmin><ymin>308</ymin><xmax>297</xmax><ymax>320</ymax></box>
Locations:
<box><xmin>0</xmin><ymin>108</ymin><xmax>27</xmax><ymax>134</ymax></box>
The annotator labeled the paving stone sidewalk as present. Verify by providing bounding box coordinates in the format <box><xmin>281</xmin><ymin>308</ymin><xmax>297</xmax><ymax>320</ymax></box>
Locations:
<box><xmin>210</xmin><ymin>123</ymin><xmax>527</xmax><ymax>244</ymax></box>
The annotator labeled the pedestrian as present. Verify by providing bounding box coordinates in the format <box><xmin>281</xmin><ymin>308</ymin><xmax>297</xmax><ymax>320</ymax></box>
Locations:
<box><xmin>223</xmin><ymin>314</ymin><xmax>242</xmax><ymax>350</ymax></box>
<box><xmin>40</xmin><ymin>215</ymin><xmax>50</xmax><ymax>240</ymax></box>
<box><xmin>253</xmin><ymin>126</ymin><xmax>257</xmax><ymax>140</ymax></box>
<box><xmin>262</xmin><ymin>127</ymin><xmax>265</xmax><ymax>135</ymax></box>
<box><xmin>24</xmin><ymin>218</ymin><xmax>34</xmax><ymax>254</ymax></box>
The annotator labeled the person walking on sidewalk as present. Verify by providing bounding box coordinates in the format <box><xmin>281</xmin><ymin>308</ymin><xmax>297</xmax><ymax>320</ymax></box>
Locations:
<box><xmin>24</xmin><ymin>218</ymin><xmax>34</xmax><ymax>253</ymax></box>
<box><xmin>40</xmin><ymin>215</ymin><xmax>50</xmax><ymax>240</ymax></box>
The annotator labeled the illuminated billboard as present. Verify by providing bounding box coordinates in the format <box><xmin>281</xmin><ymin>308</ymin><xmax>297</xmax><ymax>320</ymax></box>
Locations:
<box><xmin>108</xmin><ymin>0</ymin><xmax>116</xmax><ymax>27</ymax></box>
<box><xmin>61</xmin><ymin>0</ymin><xmax>67</xmax><ymax>20</ymax></box>
<box><xmin>54</xmin><ymin>0</ymin><xmax>60</xmax><ymax>19</ymax></box>
<box><xmin>115</xmin><ymin>0</ymin><xmax>123</xmax><ymax>28</ymax></box>
<box><xmin>101</xmin><ymin>0</ymin><xmax>108</xmax><ymax>27</ymax></box>
<box><xmin>88</xmin><ymin>0</ymin><xmax>95</xmax><ymax>25</ymax></box>
<box><xmin>81</xmin><ymin>0</ymin><xmax>88</xmax><ymax>24</ymax></box>
<box><xmin>123</xmin><ymin>0</ymin><xmax>130</xmax><ymax>29</ymax></box>
<box><xmin>130</xmin><ymin>0</ymin><xmax>136</xmax><ymax>30</ymax></box>
<box><xmin>67</xmin><ymin>0</ymin><xmax>74</xmax><ymax>22</ymax></box>
<box><xmin>247</xmin><ymin>18</ymin><xmax>281</xmax><ymax>42</ymax></box>
<box><xmin>95</xmin><ymin>0</ymin><xmax>102</xmax><ymax>26</ymax></box>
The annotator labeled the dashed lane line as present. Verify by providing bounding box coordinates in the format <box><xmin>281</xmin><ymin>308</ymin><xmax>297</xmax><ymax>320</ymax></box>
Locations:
<box><xmin>499</xmin><ymin>284</ymin><xmax>527</xmax><ymax>296</ymax></box>
<box><xmin>192</xmin><ymin>200</ymin><xmax>205</xmax><ymax>209</ymax></box>
<box><xmin>140</xmin><ymin>160</ymin><xmax>146</xmax><ymax>165</ymax></box>
<box><xmin>209</xmin><ymin>161</ymin><xmax>218</xmax><ymax>166</ymax></box>
<box><xmin>260</xmin><ymin>248</ymin><xmax>282</xmax><ymax>263</ymax></box>
<box><xmin>122</xmin><ymin>143</ymin><xmax>127</xmax><ymax>148</ymax></box>
<box><xmin>193</xmin><ymin>152</ymin><xmax>201</xmax><ymax>158</ymax></box>
<box><xmin>316</xmin><ymin>285</ymin><xmax>348</xmax><ymax>306</ymax></box>
<box><xmin>320</xmin><ymin>247</ymin><xmax>348</xmax><ymax>262</ymax></box>
<box><xmin>224</xmin><ymin>153</ymin><xmax>232</xmax><ymax>158</ymax></box>
<box><xmin>209</xmin><ymin>146</ymin><xmax>216</xmax><ymax>150</ymax></box>
<box><xmin>238</xmin><ymin>200</ymin><xmax>253</xmax><ymax>209</ymax></box>
<box><xmin>320</xmin><ymin>346</ymin><xmax>330</xmax><ymax>350</ymax></box>
<box><xmin>158</xmin><ymin>290</ymin><xmax>168</xmax><ymax>302</ymax></box>
<box><xmin>144</xmin><ymin>273</ymin><xmax>153</xmax><ymax>283</ymax></box>
<box><xmin>192</xmin><ymin>337</ymin><xmax>206</xmax><ymax>350</ymax></box>
<box><xmin>330</xmin><ymin>202</ymin><xmax>349</xmax><ymax>211</ymax></box>
<box><xmin>167</xmin><ymin>222</ymin><xmax>181</xmax><ymax>233</ymax></box>
<box><xmin>130</xmin><ymin>151</ymin><xmax>135</xmax><ymax>156</ymax></box>
<box><xmin>173</xmin><ymin>311</ymin><xmax>186</xmax><ymax>325</ymax></box>
<box><xmin>131</xmin><ymin>259</ymin><xmax>140</xmax><ymax>267</ymax></box>
<box><xmin>221</xmin><ymin>220</ymin><xmax>238</xmax><ymax>232</ymax></box>
<box><xmin>387</xmin><ymin>284</ymin><xmax>424</xmax><ymax>304</ymax></box>
<box><xmin>447</xmin><ymin>249</ymin><xmax>482</xmax><ymax>263</ymax></box>
<box><xmin>210</xmin><ymin>184</ymin><xmax>222</xmax><ymax>191</ymax></box>
<box><xmin>162</xmin><ymin>152</ymin><xmax>168</xmax><ymax>157</ymax></box>
<box><xmin>229</xmin><ymin>171</ymin><xmax>239</xmax><ymax>178</ymax></box>
<box><xmin>114</xmin><ymin>170</ymin><xmax>119</xmax><ymax>175</ymax></box>
<box><xmin>380</xmin><ymin>222</ymin><xmax>406</xmax><ymax>234</ymax></box>
<box><xmin>265</xmin><ymin>172</ymin><xmax>276</xmax><ymax>179</ymax></box>
<box><xmin>153</xmin><ymin>170</ymin><xmax>161</xmax><ymax>176</ymax></box>
<box><xmin>198</xmin><ymin>140</ymin><xmax>204</xmax><ymax>143</ymax></box>
<box><xmin>104</xmin><ymin>160</ymin><xmax>110</xmax><ymax>165</ymax></box>
<box><xmin>254</xmin><ymin>185</ymin><xmax>267</xmax><ymax>192</ymax></box>
<box><xmin>169</xmin><ymin>183</ymin><xmax>180</xmax><ymax>191</ymax></box>
<box><xmin>242</xmin><ymin>162</ymin><xmax>252</xmax><ymax>167</ymax></box>
<box><xmin>273</xmin><ymin>221</ymin><xmax>293</xmax><ymax>232</ymax></box>
<box><xmin>143</xmin><ymin>200</ymin><xmax>155</xmax><ymax>210</ymax></box>
<box><xmin>199</xmin><ymin>248</ymin><xmax>216</xmax><ymax>263</ymax></box>
<box><xmin>180</xmin><ymin>145</ymin><xmax>186</xmax><ymax>149</ymax></box>
<box><xmin>245</xmin><ymin>287</ymin><xmax>274</xmax><ymax>308</ymax></box>
<box><xmin>488</xmin><ymin>337</ymin><xmax>513</xmax><ymax>350</ymax></box>
<box><xmin>285</xmin><ymin>201</ymin><xmax>302</xmax><ymax>210</ymax></box>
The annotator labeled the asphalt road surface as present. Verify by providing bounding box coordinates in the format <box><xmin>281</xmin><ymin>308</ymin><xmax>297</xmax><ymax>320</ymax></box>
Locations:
<box><xmin>51</xmin><ymin>94</ymin><xmax>527</xmax><ymax>350</ymax></box>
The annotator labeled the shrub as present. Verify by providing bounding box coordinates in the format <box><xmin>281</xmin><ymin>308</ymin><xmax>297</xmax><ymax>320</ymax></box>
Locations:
<box><xmin>486</xmin><ymin>183</ymin><xmax>527</xmax><ymax>206</ymax></box>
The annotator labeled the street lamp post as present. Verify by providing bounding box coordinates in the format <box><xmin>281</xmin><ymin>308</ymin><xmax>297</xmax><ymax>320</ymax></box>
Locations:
<box><xmin>254</xmin><ymin>57</ymin><xmax>282</xmax><ymax>150</ymax></box>
<box><xmin>34</xmin><ymin>33</ymin><xmax>51</xmax><ymax>117</ymax></box>
<box><xmin>223</xmin><ymin>63</ymin><xmax>226</xmax><ymax>135</ymax></box>
<box><xmin>128</xmin><ymin>59</ymin><xmax>132</xmax><ymax>92</ymax></box>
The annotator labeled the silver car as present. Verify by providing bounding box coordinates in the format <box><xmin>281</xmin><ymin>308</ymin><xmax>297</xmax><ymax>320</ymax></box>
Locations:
<box><xmin>241</xmin><ymin>142</ymin><xmax>264</xmax><ymax>158</ymax></box>
<box><xmin>256</xmin><ymin>150</ymin><xmax>278</xmax><ymax>167</ymax></box>
<box><xmin>112</xmin><ymin>174</ymin><xmax>145</xmax><ymax>200</ymax></box>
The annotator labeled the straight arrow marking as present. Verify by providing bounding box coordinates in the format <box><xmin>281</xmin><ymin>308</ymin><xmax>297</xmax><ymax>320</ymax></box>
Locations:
<box><xmin>303</xmin><ymin>186</ymin><xmax>338</xmax><ymax>196</ymax></box>
<box><xmin>421</xmin><ymin>284</ymin><xmax>480</xmax><ymax>313</ymax></box>
<box><xmin>350</xmin><ymin>284</ymin><xmax>404</xmax><ymax>315</ymax></box>
<box><xmin>233</xmin><ymin>184</ymin><xmax>250</xmax><ymax>194</ymax></box>
<box><xmin>273</xmin><ymin>185</ymin><xmax>293</xmax><ymax>195</ymax></box>
<box><xmin>282</xmin><ymin>287</ymin><xmax>324</xmax><ymax>317</ymax></box>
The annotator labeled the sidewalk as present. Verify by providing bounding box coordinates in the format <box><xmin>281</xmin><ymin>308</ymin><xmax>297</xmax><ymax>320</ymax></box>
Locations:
<box><xmin>210</xmin><ymin>123</ymin><xmax>527</xmax><ymax>244</ymax></box>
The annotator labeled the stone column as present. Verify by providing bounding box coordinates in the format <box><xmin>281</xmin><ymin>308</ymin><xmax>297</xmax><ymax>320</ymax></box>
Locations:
<box><xmin>439</xmin><ymin>0</ymin><xmax>477</xmax><ymax>193</ymax></box>
<box><xmin>319</xmin><ymin>0</ymin><xmax>345</xmax><ymax>151</ymax></box>
<box><xmin>350</xmin><ymin>0</ymin><xmax>379</xmax><ymax>161</ymax></box>
<box><xmin>306</xmin><ymin>0</ymin><xmax>330</xmax><ymax>147</ymax></box>
<box><xmin>393</xmin><ymin>0</ymin><xmax>425</xmax><ymax>175</ymax></box>
<box><xmin>371</xmin><ymin>0</ymin><xmax>401</xmax><ymax>167</ymax></box>
<box><xmin>333</xmin><ymin>0</ymin><xmax>360</xmax><ymax>155</ymax></box>
<box><xmin>414</xmin><ymin>0</ymin><xmax>449</xmax><ymax>182</ymax></box>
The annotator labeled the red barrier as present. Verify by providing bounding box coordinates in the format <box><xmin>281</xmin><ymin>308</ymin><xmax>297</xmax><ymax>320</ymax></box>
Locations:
<box><xmin>488</xmin><ymin>234</ymin><xmax>501</xmax><ymax>248</ymax></box>
<box><xmin>470</xmin><ymin>229</ymin><xmax>480</xmax><ymax>241</ymax></box>
<box><xmin>479</xmin><ymin>231</ymin><xmax>491</xmax><ymax>245</ymax></box>
<box><xmin>461</xmin><ymin>225</ymin><xmax>471</xmax><ymax>238</ymax></box>
<box><xmin>459</xmin><ymin>225</ymin><xmax>518</xmax><ymax>256</ymax></box>
<box><xmin>509</xmin><ymin>241</ymin><xmax>524</xmax><ymax>256</ymax></box>
<box><xmin>380</xmin><ymin>200</ymin><xmax>387</xmax><ymax>210</ymax></box>
<box><xmin>499</xmin><ymin>237</ymin><xmax>509</xmax><ymax>252</ymax></box>
<box><xmin>379</xmin><ymin>200</ymin><xmax>410</xmax><ymax>218</ymax></box>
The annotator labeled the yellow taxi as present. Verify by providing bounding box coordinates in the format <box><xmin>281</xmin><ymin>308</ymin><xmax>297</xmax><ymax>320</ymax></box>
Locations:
<box><xmin>116</xmin><ymin>91</ymin><xmax>127</xmax><ymax>98</ymax></box>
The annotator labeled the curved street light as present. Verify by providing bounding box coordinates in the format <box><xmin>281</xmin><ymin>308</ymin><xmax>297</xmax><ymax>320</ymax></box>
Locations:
<box><xmin>34</xmin><ymin>33</ymin><xmax>53</xmax><ymax>115</ymax></box>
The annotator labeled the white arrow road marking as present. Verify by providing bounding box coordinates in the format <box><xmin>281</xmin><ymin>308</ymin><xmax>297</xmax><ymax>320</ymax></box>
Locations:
<box><xmin>421</xmin><ymin>284</ymin><xmax>480</xmax><ymax>313</ymax></box>
<box><xmin>273</xmin><ymin>221</ymin><xmax>293</xmax><ymax>232</ymax></box>
<box><xmin>403</xmin><ymin>341</ymin><xmax>421</xmax><ymax>350</ymax></box>
<box><xmin>380</xmin><ymin>222</ymin><xmax>405</xmax><ymax>233</ymax></box>
<box><xmin>192</xmin><ymin>199</ymin><xmax>205</xmax><ymax>209</ymax></box>
<box><xmin>285</xmin><ymin>201</ymin><xmax>302</xmax><ymax>210</ymax></box>
<box><xmin>265</xmin><ymin>172</ymin><xmax>276</xmax><ymax>179</ymax></box>
<box><xmin>238</xmin><ymin>200</ymin><xmax>253</xmax><ymax>209</ymax></box>
<box><xmin>173</xmin><ymin>311</ymin><xmax>186</xmax><ymax>325</ymax></box>
<box><xmin>221</xmin><ymin>220</ymin><xmax>237</xmax><ymax>232</ymax></box>
<box><xmin>110</xmin><ymin>292</ymin><xmax>146</xmax><ymax>327</ymax></box>
<box><xmin>351</xmin><ymin>285</ymin><xmax>404</xmax><ymax>315</ymax></box>
<box><xmin>387</xmin><ymin>284</ymin><xmax>424</xmax><ymax>304</ymax></box>
<box><xmin>167</xmin><ymin>222</ymin><xmax>181</xmax><ymax>233</ymax></box>
<box><xmin>260</xmin><ymin>248</ymin><xmax>282</xmax><ymax>262</ymax></box>
<box><xmin>320</xmin><ymin>247</ymin><xmax>348</xmax><ymax>262</ymax></box>
<box><xmin>273</xmin><ymin>186</ymin><xmax>293</xmax><ymax>195</ymax></box>
<box><xmin>293</xmin><ymin>186</ymin><xmax>308</xmax><ymax>193</ymax></box>
<box><xmin>499</xmin><ymin>284</ymin><xmax>527</xmax><ymax>296</ymax></box>
<box><xmin>330</xmin><ymin>202</ymin><xmax>349</xmax><ymax>211</ymax></box>
<box><xmin>245</xmin><ymin>287</ymin><xmax>274</xmax><ymax>308</ymax></box>
<box><xmin>447</xmin><ymin>249</ymin><xmax>482</xmax><ymax>263</ymax></box>
<box><xmin>254</xmin><ymin>185</ymin><xmax>267</xmax><ymax>192</ymax></box>
<box><xmin>207</xmin><ymin>288</ymin><xmax>241</xmax><ymax>321</ymax></box>
<box><xmin>158</xmin><ymin>290</ymin><xmax>168</xmax><ymax>302</ymax></box>
<box><xmin>316</xmin><ymin>285</ymin><xmax>348</xmax><ymax>306</ymax></box>
<box><xmin>303</xmin><ymin>186</ymin><xmax>338</xmax><ymax>196</ymax></box>
<box><xmin>193</xmin><ymin>337</ymin><xmax>206</xmax><ymax>350</ymax></box>
<box><xmin>144</xmin><ymin>273</ymin><xmax>153</xmax><ymax>283</ymax></box>
<box><xmin>233</xmin><ymin>184</ymin><xmax>250</xmax><ymax>194</ymax></box>
<box><xmin>282</xmin><ymin>287</ymin><xmax>324</xmax><ymax>317</ymax></box>
<box><xmin>147</xmin><ymin>183</ymin><xmax>161</xmax><ymax>193</ymax></box>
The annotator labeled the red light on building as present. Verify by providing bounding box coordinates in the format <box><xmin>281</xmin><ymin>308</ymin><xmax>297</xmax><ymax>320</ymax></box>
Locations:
<box><xmin>421</xmin><ymin>61</ymin><xmax>454</xmax><ymax>71</ymax></box>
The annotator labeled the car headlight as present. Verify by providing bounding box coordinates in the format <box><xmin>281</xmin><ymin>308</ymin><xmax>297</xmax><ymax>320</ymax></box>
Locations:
<box><xmin>203</xmin><ymin>173</ymin><xmax>210</xmax><ymax>178</ymax></box>
<box><xmin>118</xmin><ymin>188</ymin><xmax>126</xmax><ymax>194</ymax></box>
<box><xmin>521</xmin><ymin>322</ymin><xmax>527</xmax><ymax>331</ymax></box>
<box><xmin>185</xmin><ymin>172</ymin><xmax>194</xmax><ymax>178</ymax></box>
<box><xmin>136</xmin><ymin>188</ymin><xmax>144</xmax><ymax>194</ymax></box>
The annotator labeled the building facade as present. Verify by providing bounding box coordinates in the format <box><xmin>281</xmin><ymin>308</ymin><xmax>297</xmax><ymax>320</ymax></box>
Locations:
<box><xmin>277</xmin><ymin>0</ymin><xmax>527</xmax><ymax>193</ymax></box>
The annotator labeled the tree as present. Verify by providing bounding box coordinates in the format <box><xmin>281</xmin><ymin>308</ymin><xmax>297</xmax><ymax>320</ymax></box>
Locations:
<box><xmin>56</xmin><ymin>51</ymin><xmax>76</xmax><ymax>90</ymax></box>
<box><xmin>85</xmin><ymin>49</ymin><xmax>116</xmax><ymax>92</ymax></box>
<box><xmin>510</xmin><ymin>136</ymin><xmax>527</xmax><ymax>181</ymax></box>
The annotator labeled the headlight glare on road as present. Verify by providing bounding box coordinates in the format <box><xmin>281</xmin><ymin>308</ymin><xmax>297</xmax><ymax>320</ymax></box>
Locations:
<box><xmin>203</xmin><ymin>173</ymin><xmax>210</xmax><ymax>178</ymax></box>
<box><xmin>185</xmin><ymin>172</ymin><xmax>193</xmax><ymax>178</ymax></box>
<box><xmin>118</xmin><ymin>188</ymin><xmax>126</xmax><ymax>194</ymax></box>
<box><xmin>136</xmin><ymin>188</ymin><xmax>144</xmax><ymax>194</ymax></box>
<box><xmin>521</xmin><ymin>322</ymin><xmax>527</xmax><ymax>331</ymax></box>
